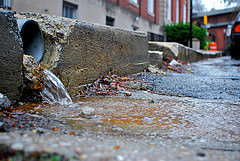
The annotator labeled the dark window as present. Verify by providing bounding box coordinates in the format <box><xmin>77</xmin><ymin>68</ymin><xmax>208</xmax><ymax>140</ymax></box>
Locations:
<box><xmin>147</xmin><ymin>32</ymin><xmax>164</xmax><ymax>42</ymax></box>
<box><xmin>212</xmin><ymin>34</ymin><xmax>216</xmax><ymax>42</ymax></box>
<box><xmin>106</xmin><ymin>16</ymin><xmax>115</xmax><ymax>26</ymax></box>
<box><xmin>62</xmin><ymin>1</ymin><xmax>78</xmax><ymax>19</ymax></box>
<box><xmin>0</xmin><ymin>0</ymin><xmax>11</xmax><ymax>10</ymax></box>
<box><xmin>214</xmin><ymin>17</ymin><xmax>218</xmax><ymax>24</ymax></box>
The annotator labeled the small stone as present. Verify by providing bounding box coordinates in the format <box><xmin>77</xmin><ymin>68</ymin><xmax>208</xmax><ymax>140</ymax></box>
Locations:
<box><xmin>117</xmin><ymin>155</ymin><xmax>124</xmax><ymax>161</ymax></box>
<box><xmin>18</xmin><ymin>102</ymin><xmax>25</xmax><ymax>106</ymax></box>
<box><xmin>147</xmin><ymin>65</ymin><xmax>166</xmax><ymax>75</ymax></box>
<box><xmin>79</xmin><ymin>154</ymin><xmax>88</xmax><ymax>160</ymax></box>
<box><xmin>75</xmin><ymin>146</ymin><xmax>82</xmax><ymax>155</ymax></box>
<box><xmin>169</xmin><ymin>59</ymin><xmax>182</xmax><ymax>66</ymax></box>
<box><xmin>196</xmin><ymin>152</ymin><xmax>206</xmax><ymax>157</ymax></box>
<box><xmin>124</xmin><ymin>91</ymin><xmax>132</xmax><ymax>96</ymax></box>
<box><xmin>81</xmin><ymin>106</ymin><xmax>95</xmax><ymax>118</ymax></box>
<box><xmin>0</xmin><ymin>93</ymin><xmax>11</xmax><ymax>109</ymax></box>
<box><xmin>11</xmin><ymin>143</ymin><xmax>24</xmax><ymax>151</ymax></box>
<box><xmin>0</xmin><ymin>122</ymin><xmax>6</xmax><ymax>132</ymax></box>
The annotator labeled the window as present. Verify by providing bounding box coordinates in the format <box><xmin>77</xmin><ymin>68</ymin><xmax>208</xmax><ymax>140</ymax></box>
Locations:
<box><xmin>62</xmin><ymin>1</ymin><xmax>77</xmax><ymax>19</ymax></box>
<box><xmin>167</xmin><ymin>0</ymin><xmax>171</xmax><ymax>20</ymax></box>
<box><xmin>130</xmin><ymin>0</ymin><xmax>138</xmax><ymax>5</ymax></box>
<box><xmin>183</xmin><ymin>0</ymin><xmax>186</xmax><ymax>23</ymax></box>
<box><xmin>147</xmin><ymin>32</ymin><xmax>164</xmax><ymax>42</ymax></box>
<box><xmin>0</xmin><ymin>0</ymin><xmax>11</xmax><ymax>10</ymax></box>
<box><xmin>148</xmin><ymin>0</ymin><xmax>154</xmax><ymax>15</ymax></box>
<box><xmin>176</xmin><ymin>0</ymin><xmax>179</xmax><ymax>23</ymax></box>
<box><xmin>106</xmin><ymin>16</ymin><xmax>115</xmax><ymax>27</ymax></box>
<box><xmin>130</xmin><ymin>0</ymin><xmax>138</xmax><ymax>4</ymax></box>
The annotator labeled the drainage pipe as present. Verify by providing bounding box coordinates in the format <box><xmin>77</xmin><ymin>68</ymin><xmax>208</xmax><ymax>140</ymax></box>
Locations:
<box><xmin>17</xmin><ymin>19</ymin><xmax>44</xmax><ymax>62</ymax></box>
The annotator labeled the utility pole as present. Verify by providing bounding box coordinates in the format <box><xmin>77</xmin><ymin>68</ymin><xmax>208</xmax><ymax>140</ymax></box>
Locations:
<box><xmin>190</xmin><ymin>0</ymin><xmax>192</xmax><ymax>48</ymax></box>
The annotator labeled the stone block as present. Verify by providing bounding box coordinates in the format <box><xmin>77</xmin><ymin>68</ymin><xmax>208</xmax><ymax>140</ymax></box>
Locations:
<box><xmin>0</xmin><ymin>10</ymin><xmax>23</xmax><ymax>104</ymax></box>
<box><xmin>148</xmin><ymin>51</ymin><xmax>163</xmax><ymax>68</ymax></box>
<box><xmin>149</xmin><ymin>42</ymin><xmax>222</xmax><ymax>63</ymax></box>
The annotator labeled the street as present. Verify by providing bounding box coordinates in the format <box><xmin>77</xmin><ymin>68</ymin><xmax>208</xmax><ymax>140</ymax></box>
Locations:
<box><xmin>143</xmin><ymin>56</ymin><xmax>240</xmax><ymax>101</ymax></box>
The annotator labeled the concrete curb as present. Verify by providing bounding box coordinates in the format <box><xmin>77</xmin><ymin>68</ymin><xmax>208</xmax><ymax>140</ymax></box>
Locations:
<box><xmin>0</xmin><ymin>10</ymin><xmax>23</xmax><ymax>104</ymax></box>
<box><xmin>15</xmin><ymin>13</ymin><xmax>149</xmax><ymax>96</ymax></box>
<box><xmin>148</xmin><ymin>42</ymin><xmax>223</xmax><ymax>63</ymax></box>
<box><xmin>148</xmin><ymin>51</ymin><xmax>163</xmax><ymax>68</ymax></box>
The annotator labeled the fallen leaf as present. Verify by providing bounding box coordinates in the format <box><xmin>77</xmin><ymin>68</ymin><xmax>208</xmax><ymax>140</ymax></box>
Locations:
<box><xmin>53</xmin><ymin>128</ymin><xmax>58</xmax><ymax>131</ymax></box>
<box><xmin>70</xmin><ymin>132</ymin><xmax>75</xmax><ymax>135</ymax></box>
<box><xmin>114</xmin><ymin>145</ymin><xmax>120</xmax><ymax>150</ymax></box>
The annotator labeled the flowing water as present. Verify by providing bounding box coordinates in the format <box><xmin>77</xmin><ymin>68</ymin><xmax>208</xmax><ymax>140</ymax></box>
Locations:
<box><xmin>23</xmin><ymin>54</ymin><xmax>72</xmax><ymax>105</ymax></box>
<box><xmin>41</xmin><ymin>69</ymin><xmax>73</xmax><ymax>105</ymax></box>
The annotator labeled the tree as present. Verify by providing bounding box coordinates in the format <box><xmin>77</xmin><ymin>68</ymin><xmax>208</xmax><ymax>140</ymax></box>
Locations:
<box><xmin>193</xmin><ymin>0</ymin><xmax>205</xmax><ymax>13</ymax></box>
<box><xmin>165</xmin><ymin>23</ymin><xmax>207</xmax><ymax>49</ymax></box>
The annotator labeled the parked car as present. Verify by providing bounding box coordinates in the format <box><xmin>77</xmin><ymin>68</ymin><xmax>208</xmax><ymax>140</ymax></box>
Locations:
<box><xmin>230</xmin><ymin>12</ymin><xmax>240</xmax><ymax>59</ymax></box>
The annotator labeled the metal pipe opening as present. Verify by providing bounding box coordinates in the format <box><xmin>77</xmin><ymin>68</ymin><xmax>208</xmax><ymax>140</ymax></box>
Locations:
<box><xmin>17</xmin><ymin>19</ymin><xmax>44</xmax><ymax>62</ymax></box>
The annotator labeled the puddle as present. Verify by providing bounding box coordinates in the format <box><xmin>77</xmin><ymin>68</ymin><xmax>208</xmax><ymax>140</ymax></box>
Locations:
<box><xmin>15</xmin><ymin>92</ymin><xmax>240</xmax><ymax>144</ymax></box>
<box><xmin>15</xmin><ymin>96</ymin><xmax>194</xmax><ymax>133</ymax></box>
<box><xmin>15</xmin><ymin>94</ymin><xmax>240</xmax><ymax>145</ymax></box>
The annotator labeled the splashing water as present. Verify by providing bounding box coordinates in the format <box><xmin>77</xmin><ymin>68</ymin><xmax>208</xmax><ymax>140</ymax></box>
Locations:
<box><xmin>23</xmin><ymin>54</ymin><xmax>72</xmax><ymax>105</ymax></box>
<box><xmin>41</xmin><ymin>69</ymin><xmax>73</xmax><ymax>105</ymax></box>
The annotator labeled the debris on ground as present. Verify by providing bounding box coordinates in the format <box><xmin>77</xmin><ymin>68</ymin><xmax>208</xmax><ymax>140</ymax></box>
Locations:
<box><xmin>169</xmin><ymin>59</ymin><xmax>182</xmax><ymax>67</ymax></box>
<box><xmin>74</xmin><ymin>56</ymin><xmax>192</xmax><ymax>98</ymax></box>
<box><xmin>161</xmin><ymin>57</ymin><xmax>192</xmax><ymax>73</ymax></box>
<box><xmin>147</xmin><ymin>65</ymin><xmax>166</xmax><ymax>75</ymax></box>
<box><xmin>75</xmin><ymin>71</ymin><xmax>152</xmax><ymax>97</ymax></box>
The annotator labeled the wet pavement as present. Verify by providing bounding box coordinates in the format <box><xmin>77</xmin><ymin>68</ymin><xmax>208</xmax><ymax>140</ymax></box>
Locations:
<box><xmin>0</xmin><ymin>56</ymin><xmax>240</xmax><ymax>160</ymax></box>
<box><xmin>143</xmin><ymin>56</ymin><xmax>240</xmax><ymax>101</ymax></box>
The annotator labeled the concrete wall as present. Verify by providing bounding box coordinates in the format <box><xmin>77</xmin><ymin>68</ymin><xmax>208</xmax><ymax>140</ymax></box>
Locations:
<box><xmin>0</xmin><ymin>10</ymin><xmax>23</xmax><ymax>104</ymax></box>
<box><xmin>11</xmin><ymin>0</ymin><xmax>62</xmax><ymax>16</ymax></box>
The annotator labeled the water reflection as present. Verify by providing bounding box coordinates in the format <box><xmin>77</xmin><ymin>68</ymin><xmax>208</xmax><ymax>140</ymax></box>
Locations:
<box><xmin>192</xmin><ymin>56</ymin><xmax>240</xmax><ymax>78</ymax></box>
<box><xmin>16</xmin><ymin>95</ymin><xmax>240</xmax><ymax>145</ymax></box>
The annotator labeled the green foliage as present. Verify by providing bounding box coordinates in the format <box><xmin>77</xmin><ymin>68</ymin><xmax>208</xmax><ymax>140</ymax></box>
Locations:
<box><xmin>165</xmin><ymin>23</ymin><xmax>207</xmax><ymax>49</ymax></box>
<box><xmin>224</xmin><ymin>45</ymin><xmax>231</xmax><ymax>56</ymax></box>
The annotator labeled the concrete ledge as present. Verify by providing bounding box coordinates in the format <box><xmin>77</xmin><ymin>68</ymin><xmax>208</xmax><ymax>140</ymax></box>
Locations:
<box><xmin>0</xmin><ymin>10</ymin><xmax>23</xmax><ymax>104</ymax></box>
<box><xmin>148</xmin><ymin>42</ymin><xmax>223</xmax><ymax>63</ymax></box>
<box><xmin>15</xmin><ymin>13</ymin><xmax>148</xmax><ymax>96</ymax></box>
<box><xmin>58</xmin><ymin>24</ymin><xmax>148</xmax><ymax>95</ymax></box>
<box><xmin>148</xmin><ymin>51</ymin><xmax>163</xmax><ymax>68</ymax></box>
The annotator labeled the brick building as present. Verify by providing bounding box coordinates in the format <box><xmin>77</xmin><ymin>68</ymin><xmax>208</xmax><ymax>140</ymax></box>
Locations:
<box><xmin>166</xmin><ymin>0</ymin><xmax>189</xmax><ymax>24</ymax></box>
<box><xmin>193</xmin><ymin>7</ymin><xmax>239</xmax><ymax>51</ymax></box>
<box><xmin>1</xmin><ymin>0</ymin><xmax>189</xmax><ymax>42</ymax></box>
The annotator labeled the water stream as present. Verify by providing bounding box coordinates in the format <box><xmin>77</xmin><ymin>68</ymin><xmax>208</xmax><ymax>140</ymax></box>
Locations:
<box><xmin>41</xmin><ymin>69</ymin><xmax>73</xmax><ymax>105</ymax></box>
<box><xmin>23</xmin><ymin>54</ymin><xmax>72</xmax><ymax>105</ymax></box>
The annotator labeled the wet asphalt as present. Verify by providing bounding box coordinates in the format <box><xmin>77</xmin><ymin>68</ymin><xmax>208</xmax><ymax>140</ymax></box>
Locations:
<box><xmin>143</xmin><ymin>56</ymin><xmax>240</xmax><ymax>102</ymax></box>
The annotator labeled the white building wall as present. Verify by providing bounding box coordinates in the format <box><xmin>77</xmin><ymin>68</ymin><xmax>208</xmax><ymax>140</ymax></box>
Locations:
<box><xmin>11</xmin><ymin>0</ymin><xmax>164</xmax><ymax>36</ymax></box>
<box><xmin>11</xmin><ymin>0</ymin><xmax>62</xmax><ymax>16</ymax></box>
